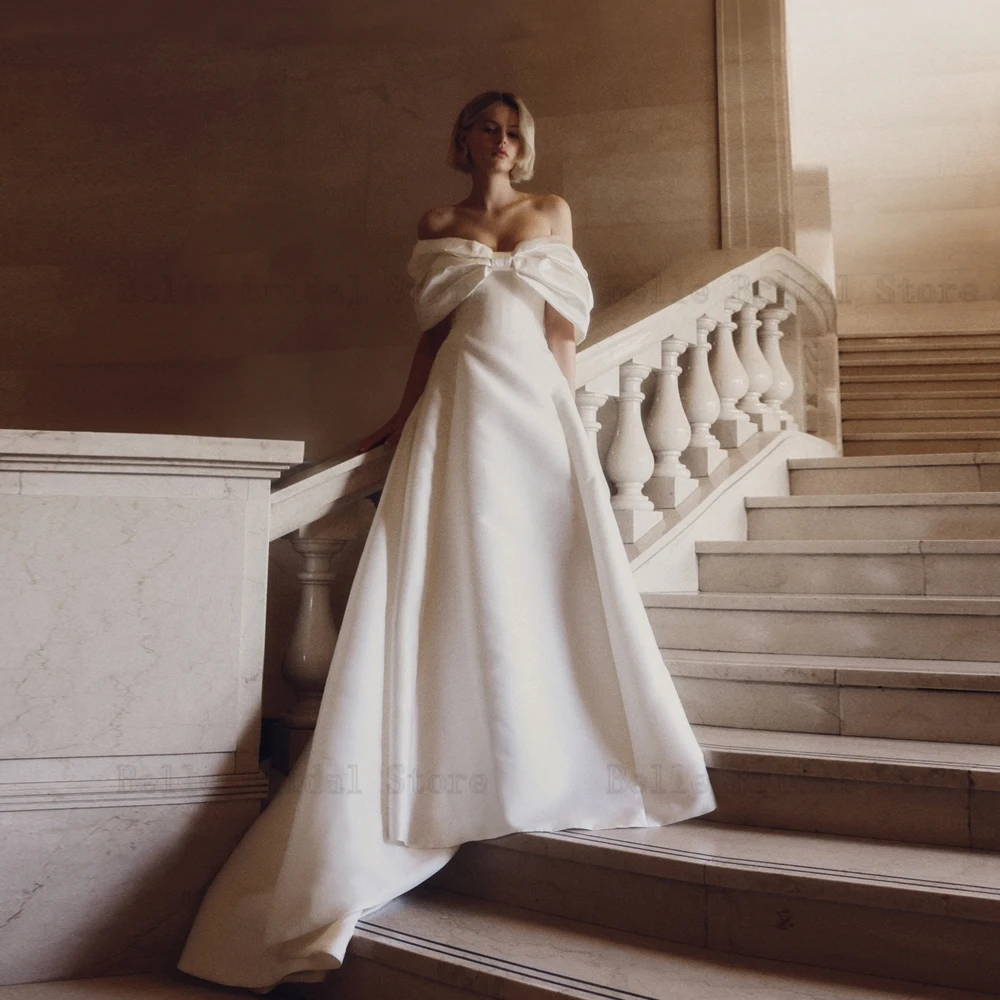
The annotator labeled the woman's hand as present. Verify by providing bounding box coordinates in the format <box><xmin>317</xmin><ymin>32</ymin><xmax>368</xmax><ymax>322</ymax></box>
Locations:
<box><xmin>354</xmin><ymin>411</ymin><xmax>407</xmax><ymax>454</ymax></box>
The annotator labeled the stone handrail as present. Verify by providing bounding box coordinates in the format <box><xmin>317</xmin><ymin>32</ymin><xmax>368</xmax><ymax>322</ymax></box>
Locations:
<box><xmin>269</xmin><ymin>446</ymin><xmax>392</xmax><ymax>543</ymax></box>
<box><xmin>578</xmin><ymin>246</ymin><xmax>835</xmax><ymax>383</ymax></box>
<box><xmin>266</xmin><ymin>245</ymin><xmax>839</xmax><ymax>763</ymax></box>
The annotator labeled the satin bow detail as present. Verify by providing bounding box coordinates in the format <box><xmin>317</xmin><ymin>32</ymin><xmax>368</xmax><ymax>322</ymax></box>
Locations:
<box><xmin>407</xmin><ymin>236</ymin><xmax>594</xmax><ymax>345</ymax></box>
<box><xmin>488</xmin><ymin>251</ymin><xmax>517</xmax><ymax>272</ymax></box>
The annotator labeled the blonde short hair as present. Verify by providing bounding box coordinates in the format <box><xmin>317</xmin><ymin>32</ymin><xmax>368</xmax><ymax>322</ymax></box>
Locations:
<box><xmin>447</xmin><ymin>90</ymin><xmax>535</xmax><ymax>184</ymax></box>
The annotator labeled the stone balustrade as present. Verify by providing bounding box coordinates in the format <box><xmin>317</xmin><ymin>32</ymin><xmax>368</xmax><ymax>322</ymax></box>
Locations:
<box><xmin>575</xmin><ymin>278</ymin><xmax>801</xmax><ymax>543</ymax></box>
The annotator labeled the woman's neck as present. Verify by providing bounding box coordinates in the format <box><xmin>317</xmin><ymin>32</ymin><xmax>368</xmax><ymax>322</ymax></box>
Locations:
<box><xmin>461</xmin><ymin>173</ymin><xmax>523</xmax><ymax>215</ymax></box>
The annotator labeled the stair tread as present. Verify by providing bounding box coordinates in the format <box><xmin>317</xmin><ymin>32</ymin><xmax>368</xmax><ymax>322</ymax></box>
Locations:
<box><xmin>841</xmin><ymin>390</ymin><xmax>1000</xmax><ymax>399</ymax></box>
<box><xmin>840</xmin><ymin>372</ymin><xmax>1000</xmax><ymax>381</ymax></box>
<box><xmin>838</xmin><ymin>328</ymin><xmax>1000</xmax><ymax>340</ymax></box>
<box><xmin>844</xmin><ymin>431</ymin><xmax>1000</xmax><ymax>441</ymax></box>
<box><xmin>694</xmin><ymin>725</ymin><xmax>1000</xmax><ymax>779</ymax></box>
<box><xmin>844</xmin><ymin>409</ymin><xmax>1000</xmax><ymax>419</ymax></box>
<box><xmin>746</xmin><ymin>490</ymin><xmax>1000</xmax><ymax>507</ymax></box>
<box><xmin>0</xmin><ymin>974</ymin><xmax>253</xmax><ymax>997</ymax></box>
<box><xmin>789</xmin><ymin>452</ymin><xmax>1000</xmax><ymax>469</ymax></box>
<box><xmin>667</xmin><ymin>647</ymin><xmax>1000</xmax><ymax>673</ymax></box>
<box><xmin>501</xmin><ymin>820</ymin><xmax>1000</xmax><ymax>917</ymax></box>
<box><xmin>840</xmin><ymin>337</ymin><xmax>1000</xmax><ymax>352</ymax></box>
<box><xmin>841</xmin><ymin>352</ymin><xmax>1000</xmax><ymax>365</ymax></box>
<box><xmin>646</xmin><ymin>592</ymin><xmax>1000</xmax><ymax>615</ymax></box>
<box><xmin>696</xmin><ymin>539</ymin><xmax>1000</xmax><ymax>554</ymax></box>
<box><xmin>660</xmin><ymin>646</ymin><xmax>1000</xmax><ymax>689</ymax></box>
<box><xmin>356</xmin><ymin>888</ymin><xmax>1000</xmax><ymax>999</ymax></box>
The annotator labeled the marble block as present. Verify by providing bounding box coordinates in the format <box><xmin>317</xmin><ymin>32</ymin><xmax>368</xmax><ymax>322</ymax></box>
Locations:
<box><xmin>0</xmin><ymin>799</ymin><xmax>261</xmax><ymax>986</ymax></box>
<box><xmin>0</xmin><ymin>429</ymin><xmax>303</xmax><ymax>983</ymax></box>
<box><xmin>0</xmin><ymin>429</ymin><xmax>301</xmax><ymax>766</ymax></box>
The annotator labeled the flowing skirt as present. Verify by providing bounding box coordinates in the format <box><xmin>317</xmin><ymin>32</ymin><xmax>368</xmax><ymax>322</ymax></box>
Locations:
<box><xmin>177</xmin><ymin>272</ymin><xmax>715</xmax><ymax>991</ymax></box>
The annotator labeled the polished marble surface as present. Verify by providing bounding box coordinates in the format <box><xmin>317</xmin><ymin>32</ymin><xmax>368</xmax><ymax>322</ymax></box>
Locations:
<box><xmin>0</xmin><ymin>801</ymin><xmax>260</xmax><ymax>986</ymax></box>
<box><xmin>353</xmin><ymin>888</ymin><xmax>1000</xmax><ymax>999</ymax></box>
<box><xmin>0</xmin><ymin>431</ymin><xmax>294</xmax><ymax>983</ymax></box>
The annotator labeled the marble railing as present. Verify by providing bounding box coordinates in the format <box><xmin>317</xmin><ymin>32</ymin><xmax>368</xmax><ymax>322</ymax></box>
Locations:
<box><xmin>267</xmin><ymin>246</ymin><xmax>839</xmax><ymax>761</ymax></box>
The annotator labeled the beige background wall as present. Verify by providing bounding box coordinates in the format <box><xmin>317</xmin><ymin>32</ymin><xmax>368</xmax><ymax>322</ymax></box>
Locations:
<box><xmin>786</xmin><ymin>0</ymin><xmax>1000</xmax><ymax>335</ymax></box>
<box><xmin>1</xmin><ymin>0</ymin><xmax>720</xmax><ymax>460</ymax></box>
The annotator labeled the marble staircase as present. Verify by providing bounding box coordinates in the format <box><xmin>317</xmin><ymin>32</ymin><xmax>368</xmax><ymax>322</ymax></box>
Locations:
<box><xmin>839</xmin><ymin>331</ymin><xmax>1000</xmax><ymax>456</ymax></box>
<box><xmin>10</xmin><ymin>456</ymin><xmax>1000</xmax><ymax>999</ymax></box>
<box><xmin>0</xmin><ymin>248</ymin><xmax>846</xmax><ymax>995</ymax></box>
<box><xmin>307</xmin><ymin>450</ymin><xmax>1000</xmax><ymax>998</ymax></box>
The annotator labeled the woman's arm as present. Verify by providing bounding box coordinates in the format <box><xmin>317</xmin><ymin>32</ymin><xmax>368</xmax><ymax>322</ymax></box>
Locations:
<box><xmin>354</xmin><ymin>209</ymin><xmax>458</xmax><ymax>453</ymax></box>
<box><xmin>354</xmin><ymin>313</ymin><xmax>453</xmax><ymax>453</ymax></box>
<box><xmin>542</xmin><ymin>194</ymin><xmax>577</xmax><ymax>392</ymax></box>
<box><xmin>396</xmin><ymin>315</ymin><xmax>453</xmax><ymax>419</ymax></box>
<box><xmin>544</xmin><ymin>303</ymin><xmax>576</xmax><ymax>391</ymax></box>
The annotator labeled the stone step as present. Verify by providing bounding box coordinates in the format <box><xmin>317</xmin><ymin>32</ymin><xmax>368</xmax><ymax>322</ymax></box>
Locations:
<box><xmin>839</xmin><ymin>334</ymin><xmax>1000</xmax><ymax>353</ymax></box>
<box><xmin>844</xmin><ymin>414</ymin><xmax>1000</xmax><ymax>435</ymax></box>
<box><xmin>431</xmin><ymin>822</ymin><xmax>1000</xmax><ymax>994</ymax></box>
<box><xmin>844</xmin><ymin>437</ymin><xmax>1000</xmax><ymax>457</ymax></box>
<box><xmin>9</xmin><ymin>908</ymin><xmax>1000</xmax><ymax>1000</ymax></box>
<box><xmin>843</xmin><ymin>431</ymin><xmax>1000</xmax><ymax>445</ymax></box>
<box><xmin>695</xmin><ymin>539</ymin><xmax>1000</xmax><ymax>595</ymax></box>
<box><xmin>845</xmin><ymin>370</ymin><xmax>1000</xmax><ymax>387</ymax></box>
<box><xmin>842</xmin><ymin>410</ymin><xmax>1000</xmax><ymax>441</ymax></box>
<box><xmin>656</xmin><ymin>645</ymin><xmax>1000</xmax><ymax>743</ymax></box>
<box><xmin>745</xmin><ymin>491</ymin><xmax>1000</xmax><ymax>539</ymax></box>
<box><xmin>839</xmin><ymin>372</ymin><xmax>1000</xmax><ymax>388</ymax></box>
<box><xmin>695</xmin><ymin>725</ymin><xmax>1000</xmax><ymax>848</ymax></box>
<box><xmin>840</xmin><ymin>351</ymin><xmax>1000</xmax><ymax>368</ymax></box>
<box><xmin>788</xmin><ymin>452</ymin><xmax>1000</xmax><ymax>495</ymax></box>
<box><xmin>646</xmin><ymin>590</ymin><xmax>1000</xmax><ymax>665</ymax></box>
<box><xmin>838</xmin><ymin>327</ymin><xmax>1000</xmax><ymax>341</ymax></box>
<box><xmin>841</xmin><ymin>393</ymin><xmax>1000</xmax><ymax>413</ymax></box>
<box><xmin>304</xmin><ymin>887</ymin><xmax>1000</xmax><ymax>1000</ymax></box>
<box><xmin>840</xmin><ymin>367</ymin><xmax>1000</xmax><ymax>382</ymax></box>
<box><xmin>0</xmin><ymin>974</ymin><xmax>255</xmax><ymax>996</ymax></box>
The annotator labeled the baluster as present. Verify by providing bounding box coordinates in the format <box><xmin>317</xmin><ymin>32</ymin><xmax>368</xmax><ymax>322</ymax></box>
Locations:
<box><xmin>736</xmin><ymin>282</ymin><xmax>781</xmax><ymax>431</ymax></box>
<box><xmin>760</xmin><ymin>289</ymin><xmax>798</xmax><ymax>430</ymax></box>
<box><xmin>575</xmin><ymin>389</ymin><xmax>609</xmax><ymax>461</ymax></box>
<box><xmin>271</xmin><ymin>510</ymin><xmax>364</xmax><ymax>773</ymax></box>
<box><xmin>647</xmin><ymin>337</ymin><xmax>698</xmax><ymax>508</ymax></box>
<box><xmin>710</xmin><ymin>297</ymin><xmax>756</xmax><ymax>448</ymax></box>
<box><xmin>605</xmin><ymin>362</ymin><xmax>662</xmax><ymax>543</ymax></box>
<box><xmin>680</xmin><ymin>316</ymin><xmax>727</xmax><ymax>478</ymax></box>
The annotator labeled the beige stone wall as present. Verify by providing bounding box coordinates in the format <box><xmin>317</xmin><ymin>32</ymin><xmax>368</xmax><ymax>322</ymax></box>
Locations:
<box><xmin>1</xmin><ymin>1</ymin><xmax>720</xmax><ymax>460</ymax></box>
<box><xmin>787</xmin><ymin>0</ymin><xmax>1000</xmax><ymax>335</ymax></box>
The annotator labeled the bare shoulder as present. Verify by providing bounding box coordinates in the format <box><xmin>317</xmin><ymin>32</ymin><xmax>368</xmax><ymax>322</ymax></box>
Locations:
<box><xmin>537</xmin><ymin>194</ymin><xmax>573</xmax><ymax>246</ymax></box>
<box><xmin>417</xmin><ymin>205</ymin><xmax>458</xmax><ymax>240</ymax></box>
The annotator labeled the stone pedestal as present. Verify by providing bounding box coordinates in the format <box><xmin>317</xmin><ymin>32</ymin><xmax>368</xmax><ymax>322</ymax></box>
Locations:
<box><xmin>0</xmin><ymin>429</ymin><xmax>303</xmax><ymax>985</ymax></box>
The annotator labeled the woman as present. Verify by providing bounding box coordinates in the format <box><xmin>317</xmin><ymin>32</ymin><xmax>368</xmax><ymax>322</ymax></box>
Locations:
<box><xmin>176</xmin><ymin>90</ymin><xmax>715</xmax><ymax>993</ymax></box>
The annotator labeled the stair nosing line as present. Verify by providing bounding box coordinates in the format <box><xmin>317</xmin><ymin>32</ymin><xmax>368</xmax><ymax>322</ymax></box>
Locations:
<box><xmin>745</xmin><ymin>490</ymin><xmax>1000</xmax><ymax>508</ymax></box>
<box><xmin>643</xmin><ymin>592</ymin><xmax>1000</xmax><ymax>615</ymax></box>
<box><xmin>530</xmin><ymin>830</ymin><xmax>1000</xmax><ymax>910</ymax></box>
<box><xmin>355</xmin><ymin>919</ymin><xmax>661</xmax><ymax>1000</ymax></box>
<box><xmin>698</xmin><ymin>741</ymin><xmax>1000</xmax><ymax>774</ymax></box>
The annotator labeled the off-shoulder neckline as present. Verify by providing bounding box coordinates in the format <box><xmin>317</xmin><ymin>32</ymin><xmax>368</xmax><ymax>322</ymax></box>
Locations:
<box><xmin>413</xmin><ymin>234</ymin><xmax>571</xmax><ymax>255</ymax></box>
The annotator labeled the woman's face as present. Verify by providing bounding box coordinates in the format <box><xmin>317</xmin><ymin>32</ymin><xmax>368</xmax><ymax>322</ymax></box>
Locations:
<box><xmin>463</xmin><ymin>102</ymin><xmax>521</xmax><ymax>176</ymax></box>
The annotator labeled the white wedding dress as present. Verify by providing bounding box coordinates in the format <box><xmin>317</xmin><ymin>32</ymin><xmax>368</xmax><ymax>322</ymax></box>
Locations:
<box><xmin>176</xmin><ymin>235</ymin><xmax>716</xmax><ymax>991</ymax></box>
